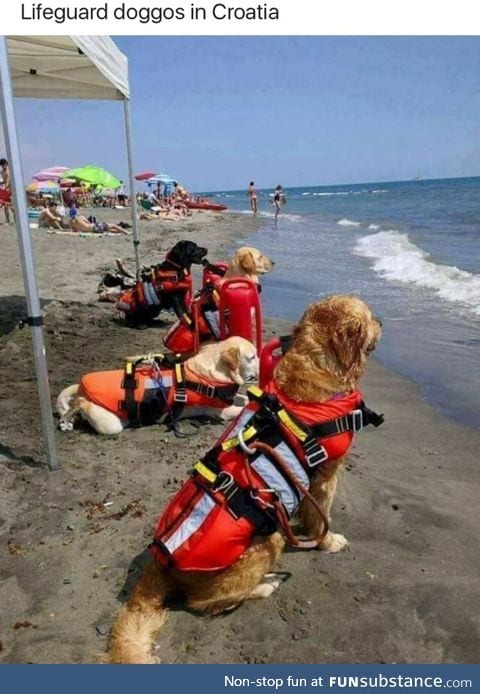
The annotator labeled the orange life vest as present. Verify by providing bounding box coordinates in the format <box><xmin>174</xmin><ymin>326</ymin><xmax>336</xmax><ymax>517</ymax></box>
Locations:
<box><xmin>149</xmin><ymin>382</ymin><xmax>384</xmax><ymax>572</ymax></box>
<box><xmin>80</xmin><ymin>361</ymin><xmax>239</xmax><ymax>427</ymax></box>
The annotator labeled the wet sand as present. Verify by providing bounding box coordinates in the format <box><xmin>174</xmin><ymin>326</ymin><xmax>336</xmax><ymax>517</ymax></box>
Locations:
<box><xmin>0</xmin><ymin>208</ymin><xmax>479</xmax><ymax>664</ymax></box>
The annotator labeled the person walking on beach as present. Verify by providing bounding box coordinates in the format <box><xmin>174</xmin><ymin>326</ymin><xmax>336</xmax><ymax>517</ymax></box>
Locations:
<box><xmin>0</xmin><ymin>158</ymin><xmax>13</xmax><ymax>224</ymax></box>
<box><xmin>117</xmin><ymin>181</ymin><xmax>127</xmax><ymax>207</ymax></box>
<box><xmin>248</xmin><ymin>181</ymin><xmax>258</xmax><ymax>215</ymax></box>
<box><xmin>272</xmin><ymin>184</ymin><xmax>285</xmax><ymax>223</ymax></box>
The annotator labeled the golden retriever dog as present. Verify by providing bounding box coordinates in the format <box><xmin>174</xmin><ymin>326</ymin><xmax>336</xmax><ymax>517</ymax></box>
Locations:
<box><xmin>56</xmin><ymin>336</ymin><xmax>258</xmax><ymax>435</ymax></box>
<box><xmin>105</xmin><ymin>295</ymin><xmax>382</xmax><ymax>663</ymax></box>
<box><xmin>222</xmin><ymin>246</ymin><xmax>275</xmax><ymax>284</ymax></box>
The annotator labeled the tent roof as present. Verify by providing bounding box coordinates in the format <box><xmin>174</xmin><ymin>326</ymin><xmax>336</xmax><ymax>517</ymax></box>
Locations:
<box><xmin>6</xmin><ymin>36</ymin><xmax>129</xmax><ymax>101</ymax></box>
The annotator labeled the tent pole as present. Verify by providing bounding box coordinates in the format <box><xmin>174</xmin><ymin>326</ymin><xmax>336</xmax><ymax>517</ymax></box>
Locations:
<box><xmin>0</xmin><ymin>37</ymin><xmax>58</xmax><ymax>471</ymax></box>
<box><xmin>123</xmin><ymin>99</ymin><xmax>140</xmax><ymax>275</ymax></box>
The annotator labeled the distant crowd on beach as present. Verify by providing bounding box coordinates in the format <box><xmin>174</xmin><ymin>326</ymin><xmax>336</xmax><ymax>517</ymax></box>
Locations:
<box><xmin>248</xmin><ymin>181</ymin><xmax>286</xmax><ymax>222</ymax></box>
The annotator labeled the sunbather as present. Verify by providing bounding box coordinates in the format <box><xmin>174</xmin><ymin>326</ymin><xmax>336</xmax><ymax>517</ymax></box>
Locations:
<box><xmin>69</xmin><ymin>208</ymin><xmax>130</xmax><ymax>234</ymax></box>
<box><xmin>39</xmin><ymin>201</ymin><xmax>67</xmax><ymax>230</ymax></box>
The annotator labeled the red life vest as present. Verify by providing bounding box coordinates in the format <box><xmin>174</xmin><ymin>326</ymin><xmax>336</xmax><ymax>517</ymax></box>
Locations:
<box><xmin>149</xmin><ymin>382</ymin><xmax>383</xmax><ymax>572</ymax></box>
<box><xmin>163</xmin><ymin>283</ymin><xmax>221</xmax><ymax>354</ymax></box>
<box><xmin>80</xmin><ymin>361</ymin><xmax>239</xmax><ymax>426</ymax></box>
<box><xmin>116</xmin><ymin>266</ymin><xmax>192</xmax><ymax>316</ymax></box>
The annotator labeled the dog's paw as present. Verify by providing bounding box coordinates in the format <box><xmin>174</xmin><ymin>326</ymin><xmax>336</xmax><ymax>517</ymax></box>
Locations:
<box><xmin>319</xmin><ymin>532</ymin><xmax>348</xmax><ymax>553</ymax></box>
<box><xmin>59</xmin><ymin>419</ymin><xmax>74</xmax><ymax>432</ymax></box>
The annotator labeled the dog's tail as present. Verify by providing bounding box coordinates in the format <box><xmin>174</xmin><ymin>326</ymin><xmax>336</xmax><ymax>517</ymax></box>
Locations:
<box><xmin>106</xmin><ymin>561</ymin><xmax>172</xmax><ymax>664</ymax></box>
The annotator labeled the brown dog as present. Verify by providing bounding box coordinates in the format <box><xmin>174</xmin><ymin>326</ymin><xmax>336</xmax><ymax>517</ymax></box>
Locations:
<box><xmin>106</xmin><ymin>295</ymin><xmax>382</xmax><ymax>663</ymax></box>
<box><xmin>223</xmin><ymin>246</ymin><xmax>274</xmax><ymax>283</ymax></box>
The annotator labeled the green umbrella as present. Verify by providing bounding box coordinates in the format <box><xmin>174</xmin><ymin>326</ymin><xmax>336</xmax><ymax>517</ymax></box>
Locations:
<box><xmin>61</xmin><ymin>166</ymin><xmax>121</xmax><ymax>190</ymax></box>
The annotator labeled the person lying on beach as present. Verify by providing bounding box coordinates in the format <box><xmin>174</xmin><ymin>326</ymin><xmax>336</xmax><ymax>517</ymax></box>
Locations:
<box><xmin>38</xmin><ymin>201</ymin><xmax>67</xmax><ymax>230</ymax></box>
<box><xmin>139</xmin><ymin>205</ymin><xmax>188</xmax><ymax>222</ymax></box>
<box><xmin>69</xmin><ymin>209</ymin><xmax>130</xmax><ymax>235</ymax></box>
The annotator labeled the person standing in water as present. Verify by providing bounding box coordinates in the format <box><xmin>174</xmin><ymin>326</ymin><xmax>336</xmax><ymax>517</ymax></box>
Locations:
<box><xmin>273</xmin><ymin>184</ymin><xmax>285</xmax><ymax>223</ymax></box>
<box><xmin>248</xmin><ymin>181</ymin><xmax>258</xmax><ymax>215</ymax></box>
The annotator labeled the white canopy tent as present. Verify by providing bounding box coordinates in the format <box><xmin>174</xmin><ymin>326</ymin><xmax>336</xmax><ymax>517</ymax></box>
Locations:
<box><xmin>0</xmin><ymin>36</ymin><xmax>141</xmax><ymax>470</ymax></box>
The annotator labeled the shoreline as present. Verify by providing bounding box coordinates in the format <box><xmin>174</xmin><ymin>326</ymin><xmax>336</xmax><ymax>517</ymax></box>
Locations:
<box><xmin>1</xmin><ymin>210</ymin><xmax>479</xmax><ymax>663</ymax></box>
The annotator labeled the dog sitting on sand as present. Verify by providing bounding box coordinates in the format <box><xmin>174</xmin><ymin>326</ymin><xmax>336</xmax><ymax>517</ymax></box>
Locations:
<box><xmin>105</xmin><ymin>295</ymin><xmax>383</xmax><ymax>664</ymax></box>
<box><xmin>56</xmin><ymin>336</ymin><xmax>258</xmax><ymax>436</ymax></box>
<box><xmin>222</xmin><ymin>246</ymin><xmax>275</xmax><ymax>283</ymax></box>
<box><xmin>97</xmin><ymin>240</ymin><xmax>208</xmax><ymax>328</ymax></box>
<box><xmin>163</xmin><ymin>246</ymin><xmax>275</xmax><ymax>354</ymax></box>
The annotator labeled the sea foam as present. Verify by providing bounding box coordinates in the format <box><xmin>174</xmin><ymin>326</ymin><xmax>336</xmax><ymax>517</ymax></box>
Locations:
<box><xmin>354</xmin><ymin>230</ymin><xmax>480</xmax><ymax>315</ymax></box>
<box><xmin>338</xmin><ymin>218</ymin><xmax>361</xmax><ymax>227</ymax></box>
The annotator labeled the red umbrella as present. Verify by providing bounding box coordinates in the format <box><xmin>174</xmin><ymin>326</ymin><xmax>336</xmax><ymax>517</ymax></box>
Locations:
<box><xmin>135</xmin><ymin>171</ymin><xmax>157</xmax><ymax>181</ymax></box>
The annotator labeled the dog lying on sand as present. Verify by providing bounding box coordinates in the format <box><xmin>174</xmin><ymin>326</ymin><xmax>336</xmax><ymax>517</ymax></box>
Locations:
<box><xmin>105</xmin><ymin>295</ymin><xmax>383</xmax><ymax>663</ymax></box>
<box><xmin>56</xmin><ymin>336</ymin><xmax>258</xmax><ymax>435</ymax></box>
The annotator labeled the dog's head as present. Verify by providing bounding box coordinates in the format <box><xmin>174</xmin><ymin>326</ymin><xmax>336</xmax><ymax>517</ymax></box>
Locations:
<box><xmin>224</xmin><ymin>247</ymin><xmax>275</xmax><ymax>283</ymax></box>
<box><xmin>219</xmin><ymin>336</ymin><xmax>259</xmax><ymax>385</ymax></box>
<box><xmin>190</xmin><ymin>336</ymin><xmax>258</xmax><ymax>386</ymax></box>
<box><xmin>275</xmin><ymin>295</ymin><xmax>382</xmax><ymax>401</ymax></box>
<box><xmin>166</xmin><ymin>240</ymin><xmax>208</xmax><ymax>268</ymax></box>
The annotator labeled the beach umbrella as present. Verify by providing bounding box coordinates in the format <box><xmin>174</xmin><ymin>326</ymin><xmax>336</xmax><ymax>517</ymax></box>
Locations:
<box><xmin>33</xmin><ymin>165</ymin><xmax>70</xmax><ymax>181</ymax></box>
<box><xmin>135</xmin><ymin>171</ymin><xmax>157</xmax><ymax>181</ymax></box>
<box><xmin>61</xmin><ymin>165</ymin><xmax>121</xmax><ymax>190</ymax></box>
<box><xmin>25</xmin><ymin>179</ymin><xmax>59</xmax><ymax>192</ymax></box>
<box><xmin>146</xmin><ymin>173</ymin><xmax>175</xmax><ymax>185</ymax></box>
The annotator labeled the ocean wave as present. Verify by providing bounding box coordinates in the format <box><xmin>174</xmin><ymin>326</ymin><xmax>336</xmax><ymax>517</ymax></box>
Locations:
<box><xmin>368</xmin><ymin>223</ymin><xmax>380</xmax><ymax>230</ymax></box>
<box><xmin>338</xmin><ymin>218</ymin><xmax>361</xmax><ymax>227</ymax></box>
<box><xmin>354</xmin><ymin>230</ymin><xmax>480</xmax><ymax>315</ymax></box>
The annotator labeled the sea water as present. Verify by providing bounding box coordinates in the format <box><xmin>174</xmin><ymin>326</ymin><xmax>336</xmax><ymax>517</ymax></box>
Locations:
<box><xmin>206</xmin><ymin>177</ymin><xmax>480</xmax><ymax>429</ymax></box>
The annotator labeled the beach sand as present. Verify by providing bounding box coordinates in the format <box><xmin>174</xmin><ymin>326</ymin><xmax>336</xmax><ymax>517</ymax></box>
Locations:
<box><xmin>0</xmin><ymin>208</ymin><xmax>479</xmax><ymax>664</ymax></box>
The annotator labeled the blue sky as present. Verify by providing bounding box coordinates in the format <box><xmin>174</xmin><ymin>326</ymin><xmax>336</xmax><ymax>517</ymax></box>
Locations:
<box><xmin>2</xmin><ymin>36</ymin><xmax>480</xmax><ymax>191</ymax></box>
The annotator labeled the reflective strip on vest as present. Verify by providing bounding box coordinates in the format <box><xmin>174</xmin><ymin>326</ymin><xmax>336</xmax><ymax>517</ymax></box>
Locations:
<box><xmin>251</xmin><ymin>440</ymin><xmax>309</xmax><ymax>515</ymax></box>
<box><xmin>143</xmin><ymin>375</ymin><xmax>173</xmax><ymax>390</ymax></box>
<box><xmin>143</xmin><ymin>282</ymin><xmax>160</xmax><ymax>306</ymax></box>
<box><xmin>164</xmin><ymin>492</ymin><xmax>216</xmax><ymax>555</ymax></box>
<box><xmin>204</xmin><ymin>310</ymin><xmax>221</xmax><ymax>339</ymax></box>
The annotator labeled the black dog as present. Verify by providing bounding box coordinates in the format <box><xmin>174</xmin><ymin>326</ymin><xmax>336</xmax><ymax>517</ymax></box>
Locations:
<box><xmin>104</xmin><ymin>240</ymin><xmax>208</xmax><ymax>328</ymax></box>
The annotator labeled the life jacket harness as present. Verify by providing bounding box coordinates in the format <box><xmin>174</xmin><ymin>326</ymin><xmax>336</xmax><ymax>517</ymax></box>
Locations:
<box><xmin>79</xmin><ymin>354</ymin><xmax>239</xmax><ymax>436</ymax></box>
<box><xmin>149</xmin><ymin>382</ymin><xmax>384</xmax><ymax>572</ymax></box>
<box><xmin>163</xmin><ymin>283</ymin><xmax>222</xmax><ymax>354</ymax></box>
<box><xmin>163</xmin><ymin>281</ymin><xmax>263</xmax><ymax>355</ymax></box>
<box><xmin>116</xmin><ymin>257</ymin><xmax>192</xmax><ymax>319</ymax></box>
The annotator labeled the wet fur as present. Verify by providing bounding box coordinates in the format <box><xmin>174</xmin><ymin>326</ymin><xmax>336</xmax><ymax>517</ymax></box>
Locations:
<box><xmin>106</xmin><ymin>295</ymin><xmax>381</xmax><ymax>663</ymax></box>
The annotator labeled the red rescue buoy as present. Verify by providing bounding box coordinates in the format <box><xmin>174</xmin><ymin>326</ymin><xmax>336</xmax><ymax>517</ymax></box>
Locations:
<box><xmin>219</xmin><ymin>277</ymin><xmax>263</xmax><ymax>354</ymax></box>
<box><xmin>259</xmin><ymin>335</ymin><xmax>292</xmax><ymax>388</ymax></box>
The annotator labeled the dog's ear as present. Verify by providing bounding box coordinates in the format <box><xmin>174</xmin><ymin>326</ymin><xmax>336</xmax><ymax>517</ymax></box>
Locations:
<box><xmin>239</xmin><ymin>251</ymin><xmax>256</xmax><ymax>273</ymax></box>
<box><xmin>331</xmin><ymin>316</ymin><xmax>368</xmax><ymax>373</ymax></box>
<box><xmin>169</xmin><ymin>240</ymin><xmax>191</xmax><ymax>264</ymax></box>
<box><xmin>220</xmin><ymin>345</ymin><xmax>243</xmax><ymax>383</ymax></box>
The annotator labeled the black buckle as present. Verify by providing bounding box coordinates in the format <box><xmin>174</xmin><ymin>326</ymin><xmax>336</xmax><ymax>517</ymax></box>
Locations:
<box><xmin>335</xmin><ymin>415</ymin><xmax>349</xmax><ymax>434</ymax></box>
<box><xmin>200</xmin><ymin>384</ymin><xmax>216</xmax><ymax>399</ymax></box>
<box><xmin>304</xmin><ymin>439</ymin><xmax>328</xmax><ymax>467</ymax></box>
<box><xmin>174</xmin><ymin>388</ymin><xmax>187</xmax><ymax>403</ymax></box>
<box><xmin>350</xmin><ymin>409</ymin><xmax>364</xmax><ymax>432</ymax></box>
